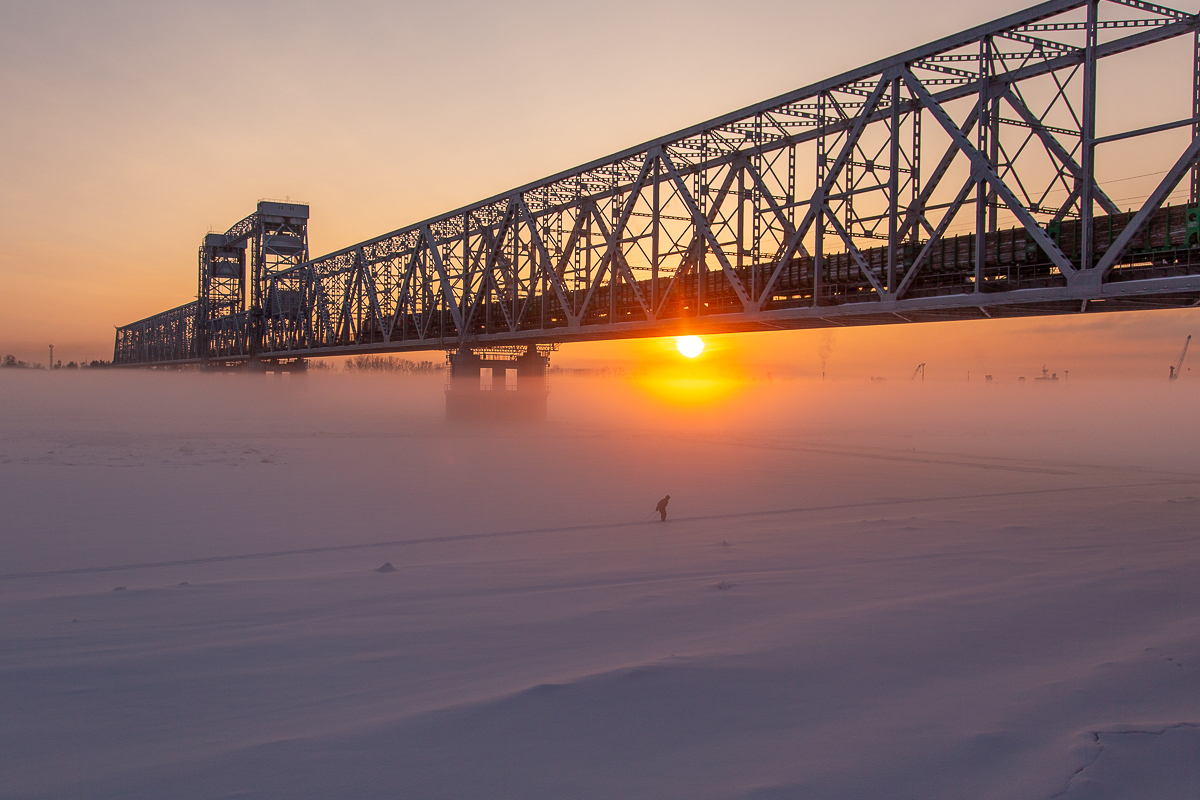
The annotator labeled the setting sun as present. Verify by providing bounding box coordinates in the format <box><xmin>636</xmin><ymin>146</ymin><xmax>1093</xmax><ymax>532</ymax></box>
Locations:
<box><xmin>676</xmin><ymin>336</ymin><xmax>705</xmax><ymax>358</ymax></box>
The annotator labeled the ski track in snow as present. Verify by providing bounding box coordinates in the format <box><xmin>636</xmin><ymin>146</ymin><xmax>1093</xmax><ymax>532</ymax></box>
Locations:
<box><xmin>2</xmin><ymin>479</ymin><xmax>1192</xmax><ymax>581</ymax></box>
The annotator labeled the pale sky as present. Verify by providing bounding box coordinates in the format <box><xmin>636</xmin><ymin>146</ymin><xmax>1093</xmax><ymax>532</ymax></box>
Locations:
<box><xmin>2</xmin><ymin>0</ymin><xmax>1198</xmax><ymax>378</ymax></box>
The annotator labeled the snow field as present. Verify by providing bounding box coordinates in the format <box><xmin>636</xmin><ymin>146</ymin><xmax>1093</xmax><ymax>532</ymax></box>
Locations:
<box><xmin>1</xmin><ymin>370</ymin><xmax>1198</xmax><ymax>798</ymax></box>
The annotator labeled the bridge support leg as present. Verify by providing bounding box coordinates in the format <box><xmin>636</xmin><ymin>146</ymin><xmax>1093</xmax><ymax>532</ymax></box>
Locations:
<box><xmin>199</xmin><ymin>360</ymin><xmax>249</xmax><ymax>373</ymax></box>
<box><xmin>248</xmin><ymin>358</ymin><xmax>307</xmax><ymax>376</ymax></box>
<box><xmin>445</xmin><ymin>347</ymin><xmax>548</xmax><ymax>422</ymax></box>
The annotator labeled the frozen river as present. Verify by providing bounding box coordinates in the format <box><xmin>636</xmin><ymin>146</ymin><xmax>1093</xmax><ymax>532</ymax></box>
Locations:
<box><xmin>2</xmin><ymin>370</ymin><xmax>1198</xmax><ymax>799</ymax></box>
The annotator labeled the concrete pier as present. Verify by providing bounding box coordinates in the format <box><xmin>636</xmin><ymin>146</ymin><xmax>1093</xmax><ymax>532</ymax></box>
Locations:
<box><xmin>445</xmin><ymin>346</ymin><xmax>548</xmax><ymax>421</ymax></box>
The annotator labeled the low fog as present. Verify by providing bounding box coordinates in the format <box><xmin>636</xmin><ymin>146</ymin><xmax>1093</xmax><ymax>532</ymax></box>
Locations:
<box><xmin>2</xmin><ymin>367</ymin><xmax>1198</xmax><ymax>798</ymax></box>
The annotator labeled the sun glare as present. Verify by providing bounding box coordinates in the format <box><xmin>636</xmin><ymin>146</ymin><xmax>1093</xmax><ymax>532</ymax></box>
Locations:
<box><xmin>676</xmin><ymin>336</ymin><xmax>705</xmax><ymax>358</ymax></box>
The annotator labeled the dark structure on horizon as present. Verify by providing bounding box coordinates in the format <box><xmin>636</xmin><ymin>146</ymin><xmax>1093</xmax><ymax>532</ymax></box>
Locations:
<box><xmin>116</xmin><ymin>0</ymin><xmax>1200</xmax><ymax>417</ymax></box>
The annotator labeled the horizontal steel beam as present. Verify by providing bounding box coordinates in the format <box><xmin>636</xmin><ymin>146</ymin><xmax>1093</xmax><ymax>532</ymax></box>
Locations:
<box><xmin>118</xmin><ymin>275</ymin><xmax>1195</xmax><ymax>365</ymax></box>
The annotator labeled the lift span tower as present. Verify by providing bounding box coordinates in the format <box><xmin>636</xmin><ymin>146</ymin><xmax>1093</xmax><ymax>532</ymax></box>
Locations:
<box><xmin>117</xmin><ymin>0</ymin><xmax>1200</xmax><ymax>382</ymax></box>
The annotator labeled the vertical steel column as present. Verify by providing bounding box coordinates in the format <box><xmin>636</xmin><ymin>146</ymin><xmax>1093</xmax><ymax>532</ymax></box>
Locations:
<box><xmin>697</xmin><ymin>145</ymin><xmax>707</xmax><ymax>316</ymax></box>
<box><xmin>697</xmin><ymin>217</ymin><xmax>706</xmax><ymax>317</ymax></box>
<box><xmin>573</xmin><ymin>203</ymin><xmax>583</xmax><ymax>307</ymax></box>
<box><xmin>975</xmin><ymin>37</ymin><xmax>991</xmax><ymax>290</ymax></box>
<box><xmin>910</xmin><ymin>108</ymin><xmax>922</xmax><ymax>246</ymax></box>
<box><xmin>887</xmin><ymin>76</ymin><xmax>901</xmax><ymax>293</ymax></box>
<box><xmin>538</xmin><ymin>216</ymin><xmax>548</xmax><ymax>330</ymax></box>
<box><xmin>353</xmin><ymin>257</ymin><xmax>364</xmax><ymax>344</ymax></box>
<box><xmin>609</xmin><ymin>194</ymin><xmax>616</xmax><ymax>325</ymax></box>
<box><xmin>485</xmin><ymin>241</ymin><xmax>492</xmax><ymax>334</ymax></box>
<box><xmin>512</xmin><ymin>218</ymin><xmax>520</xmax><ymax>326</ymax></box>
<box><xmin>1080</xmin><ymin>0</ymin><xmax>1099</xmax><ymax>271</ymax></box>
<box><xmin>700</xmin><ymin>140</ymin><xmax>705</xmax><ymax>316</ymax></box>
<box><xmin>738</xmin><ymin>161</ymin><xmax>747</xmax><ymax>296</ymax></box>
<box><xmin>1192</xmin><ymin>30</ymin><xmax>1200</xmax><ymax>205</ymax></box>
<box><xmin>523</xmin><ymin>220</ymin><xmax>532</xmax><ymax>326</ymax></box>
<box><xmin>752</xmin><ymin>118</ymin><xmax>763</xmax><ymax>283</ymax></box>
<box><xmin>988</xmin><ymin>85</ymin><xmax>1000</xmax><ymax>232</ymax></box>
<box><xmin>251</xmin><ymin>217</ymin><xmax>265</xmax><ymax>356</ymax></box>
<box><xmin>651</xmin><ymin>156</ymin><xmax>660</xmax><ymax>312</ymax></box>
<box><xmin>844</xmin><ymin>141</ymin><xmax>855</xmax><ymax>235</ymax></box>
<box><xmin>814</xmin><ymin>93</ymin><xmax>826</xmax><ymax>307</ymax></box>
<box><xmin>464</xmin><ymin>216</ymin><xmax>472</xmax><ymax>332</ymax></box>
<box><xmin>197</xmin><ymin>246</ymin><xmax>209</xmax><ymax>363</ymax></box>
<box><xmin>584</xmin><ymin>219</ymin><xmax>592</xmax><ymax>298</ymax></box>
<box><xmin>788</xmin><ymin>145</ymin><xmax>796</xmax><ymax>229</ymax></box>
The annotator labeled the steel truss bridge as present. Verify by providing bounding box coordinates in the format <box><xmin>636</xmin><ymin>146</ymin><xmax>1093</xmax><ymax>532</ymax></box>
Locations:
<box><xmin>116</xmin><ymin>0</ymin><xmax>1200</xmax><ymax>367</ymax></box>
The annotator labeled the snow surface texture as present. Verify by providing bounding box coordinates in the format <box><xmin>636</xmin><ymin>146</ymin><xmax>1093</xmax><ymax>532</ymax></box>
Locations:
<box><xmin>1</xmin><ymin>371</ymin><xmax>1198</xmax><ymax>799</ymax></box>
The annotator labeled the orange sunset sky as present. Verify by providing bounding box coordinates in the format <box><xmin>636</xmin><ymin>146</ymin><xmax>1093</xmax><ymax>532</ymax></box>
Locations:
<box><xmin>2</xmin><ymin>0</ymin><xmax>1198</xmax><ymax>380</ymax></box>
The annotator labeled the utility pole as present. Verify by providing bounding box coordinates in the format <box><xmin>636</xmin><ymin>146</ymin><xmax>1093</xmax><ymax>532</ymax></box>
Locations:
<box><xmin>49</xmin><ymin>344</ymin><xmax>53</xmax><ymax>369</ymax></box>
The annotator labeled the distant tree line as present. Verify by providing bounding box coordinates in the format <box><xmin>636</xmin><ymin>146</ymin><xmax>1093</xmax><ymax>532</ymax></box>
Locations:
<box><xmin>2</xmin><ymin>355</ymin><xmax>110</xmax><ymax>370</ymax></box>
<box><xmin>1</xmin><ymin>355</ymin><xmax>42</xmax><ymax>369</ymax></box>
<box><xmin>342</xmin><ymin>355</ymin><xmax>441</xmax><ymax>373</ymax></box>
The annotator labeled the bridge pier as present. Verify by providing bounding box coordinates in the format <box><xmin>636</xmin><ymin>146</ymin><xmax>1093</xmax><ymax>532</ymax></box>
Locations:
<box><xmin>247</xmin><ymin>358</ymin><xmax>307</xmax><ymax>376</ymax></box>
<box><xmin>445</xmin><ymin>346</ymin><xmax>548</xmax><ymax>422</ymax></box>
<box><xmin>197</xmin><ymin>360</ymin><xmax>247</xmax><ymax>373</ymax></box>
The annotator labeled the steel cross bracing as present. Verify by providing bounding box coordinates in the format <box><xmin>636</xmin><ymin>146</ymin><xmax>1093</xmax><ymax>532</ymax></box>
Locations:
<box><xmin>116</xmin><ymin>0</ymin><xmax>1200</xmax><ymax>366</ymax></box>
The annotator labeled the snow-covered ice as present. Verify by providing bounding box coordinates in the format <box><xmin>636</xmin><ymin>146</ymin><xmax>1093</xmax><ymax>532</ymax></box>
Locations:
<box><xmin>1</xmin><ymin>370</ymin><xmax>1198</xmax><ymax>799</ymax></box>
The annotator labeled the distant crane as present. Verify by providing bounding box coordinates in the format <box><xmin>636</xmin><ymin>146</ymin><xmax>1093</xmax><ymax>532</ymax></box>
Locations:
<box><xmin>911</xmin><ymin>363</ymin><xmax>925</xmax><ymax>382</ymax></box>
<box><xmin>1169</xmin><ymin>335</ymin><xmax>1191</xmax><ymax>380</ymax></box>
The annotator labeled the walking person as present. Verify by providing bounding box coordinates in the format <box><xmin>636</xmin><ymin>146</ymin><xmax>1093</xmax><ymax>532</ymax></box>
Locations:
<box><xmin>655</xmin><ymin>494</ymin><xmax>671</xmax><ymax>521</ymax></box>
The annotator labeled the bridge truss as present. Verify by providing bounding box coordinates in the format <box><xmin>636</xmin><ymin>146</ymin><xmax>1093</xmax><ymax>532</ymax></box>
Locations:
<box><xmin>116</xmin><ymin>0</ymin><xmax>1200</xmax><ymax>366</ymax></box>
